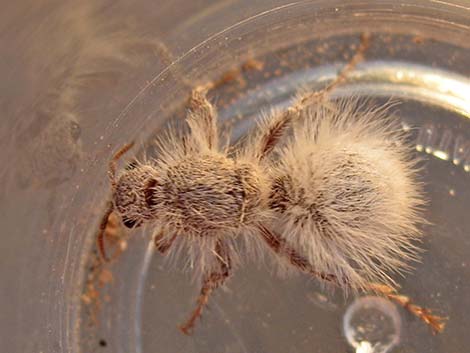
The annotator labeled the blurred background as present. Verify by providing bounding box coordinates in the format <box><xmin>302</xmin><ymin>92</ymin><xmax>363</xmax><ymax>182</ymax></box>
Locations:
<box><xmin>1</xmin><ymin>1</ymin><xmax>469</xmax><ymax>352</ymax></box>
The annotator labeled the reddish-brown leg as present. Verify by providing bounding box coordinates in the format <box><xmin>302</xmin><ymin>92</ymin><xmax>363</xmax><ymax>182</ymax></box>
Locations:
<box><xmin>368</xmin><ymin>283</ymin><xmax>447</xmax><ymax>334</ymax></box>
<box><xmin>108</xmin><ymin>142</ymin><xmax>135</xmax><ymax>186</ymax></box>
<box><xmin>257</xmin><ymin>224</ymin><xmax>343</xmax><ymax>284</ymax></box>
<box><xmin>253</xmin><ymin>33</ymin><xmax>371</xmax><ymax>162</ymax></box>
<box><xmin>179</xmin><ymin>239</ymin><xmax>232</xmax><ymax>335</ymax></box>
<box><xmin>97</xmin><ymin>202</ymin><xmax>114</xmax><ymax>262</ymax></box>
<box><xmin>301</xmin><ymin>32</ymin><xmax>371</xmax><ymax>104</ymax></box>
<box><xmin>154</xmin><ymin>232</ymin><xmax>178</xmax><ymax>255</ymax></box>
<box><xmin>186</xmin><ymin>85</ymin><xmax>219</xmax><ymax>150</ymax></box>
<box><xmin>97</xmin><ymin>142</ymin><xmax>135</xmax><ymax>262</ymax></box>
<box><xmin>257</xmin><ymin>225</ymin><xmax>447</xmax><ymax>334</ymax></box>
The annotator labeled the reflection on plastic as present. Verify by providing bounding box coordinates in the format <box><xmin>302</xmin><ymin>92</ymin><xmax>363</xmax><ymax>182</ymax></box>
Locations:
<box><xmin>343</xmin><ymin>296</ymin><xmax>401</xmax><ymax>353</ymax></box>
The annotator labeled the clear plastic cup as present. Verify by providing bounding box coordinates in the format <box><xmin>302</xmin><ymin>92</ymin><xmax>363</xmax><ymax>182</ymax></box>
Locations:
<box><xmin>1</xmin><ymin>1</ymin><xmax>469</xmax><ymax>352</ymax></box>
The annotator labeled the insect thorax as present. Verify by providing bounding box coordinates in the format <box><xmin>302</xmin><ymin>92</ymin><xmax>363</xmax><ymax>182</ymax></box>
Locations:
<box><xmin>154</xmin><ymin>154</ymin><xmax>265</xmax><ymax>235</ymax></box>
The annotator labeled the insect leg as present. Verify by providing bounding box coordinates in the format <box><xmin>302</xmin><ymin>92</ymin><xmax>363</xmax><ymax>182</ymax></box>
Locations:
<box><xmin>179</xmin><ymin>239</ymin><xmax>232</xmax><ymax>335</ymax></box>
<box><xmin>97</xmin><ymin>142</ymin><xmax>135</xmax><ymax>262</ymax></box>
<box><xmin>186</xmin><ymin>85</ymin><xmax>219</xmax><ymax>150</ymax></box>
<box><xmin>153</xmin><ymin>232</ymin><xmax>178</xmax><ymax>255</ymax></box>
<box><xmin>185</xmin><ymin>58</ymin><xmax>265</xmax><ymax>152</ymax></box>
<box><xmin>251</xmin><ymin>33</ymin><xmax>370</xmax><ymax>161</ymax></box>
<box><xmin>257</xmin><ymin>225</ymin><xmax>446</xmax><ymax>334</ymax></box>
<box><xmin>97</xmin><ymin>201</ymin><xmax>114</xmax><ymax>262</ymax></box>
<box><xmin>368</xmin><ymin>283</ymin><xmax>446</xmax><ymax>334</ymax></box>
<box><xmin>257</xmin><ymin>224</ymin><xmax>342</xmax><ymax>284</ymax></box>
<box><xmin>297</xmin><ymin>32</ymin><xmax>370</xmax><ymax>107</ymax></box>
<box><xmin>252</xmin><ymin>108</ymin><xmax>297</xmax><ymax>161</ymax></box>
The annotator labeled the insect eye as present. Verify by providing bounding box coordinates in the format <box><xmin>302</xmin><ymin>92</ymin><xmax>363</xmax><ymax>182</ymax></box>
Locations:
<box><xmin>123</xmin><ymin>217</ymin><xmax>141</xmax><ymax>229</ymax></box>
<box><xmin>70</xmin><ymin>121</ymin><xmax>81</xmax><ymax>141</ymax></box>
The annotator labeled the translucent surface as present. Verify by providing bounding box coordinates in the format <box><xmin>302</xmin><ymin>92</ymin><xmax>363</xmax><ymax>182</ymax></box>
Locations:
<box><xmin>343</xmin><ymin>296</ymin><xmax>401</xmax><ymax>353</ymax></box>
<box><xmin>1</xmin><ymin>1</ymin><xmax>470</xmax><ymax>353</ymax></box>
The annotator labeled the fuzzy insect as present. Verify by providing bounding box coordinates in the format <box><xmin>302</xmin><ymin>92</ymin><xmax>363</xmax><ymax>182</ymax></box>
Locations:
<box><xmin>269</xmin><ymin>100</ymin><xmax>424</xmax><ymax>292</ymax></box>
<box><xmin>96</xmin><ymin>34</ymin><xmax>446</xmax><ymax>335</ymax></box>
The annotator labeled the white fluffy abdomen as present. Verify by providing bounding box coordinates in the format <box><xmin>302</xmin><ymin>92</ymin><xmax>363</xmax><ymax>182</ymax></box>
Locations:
<box><xmin>269</xmin><ymin>101</ymin><xmax>424</xmax><ymax>291</ymax></box>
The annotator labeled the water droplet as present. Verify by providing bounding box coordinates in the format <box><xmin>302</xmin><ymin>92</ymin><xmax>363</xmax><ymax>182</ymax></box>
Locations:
<box><xmin>343</xmin><ymin>296</ymin><xmax>401</xmax><ymax>353</ymax></box>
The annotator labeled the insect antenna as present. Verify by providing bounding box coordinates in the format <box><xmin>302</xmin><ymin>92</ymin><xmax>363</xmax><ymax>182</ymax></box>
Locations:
<box><xmin>97</xmin><ymin>142</ymin><xmax>135</xmax><ymax>262</ymax></box>
<box><xmin>108</xmin><ymin>141</ymin><xmax>135</xmax><ymax>187</ymax></box>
